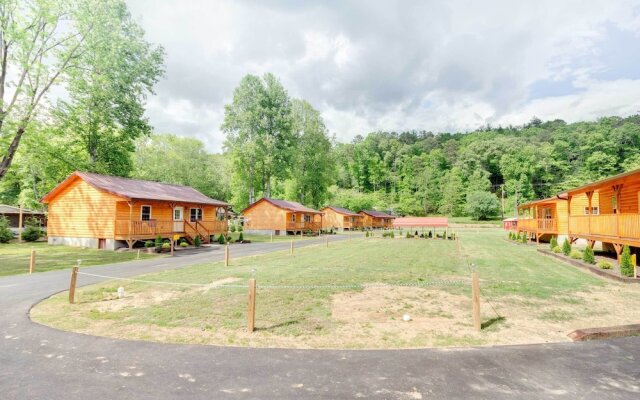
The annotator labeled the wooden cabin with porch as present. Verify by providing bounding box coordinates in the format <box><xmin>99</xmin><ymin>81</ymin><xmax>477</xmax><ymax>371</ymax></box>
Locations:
<box><xmin>359</xmin><ymin>210</ymin><xmax>395</xmax><ymax>229</ymax></box>
<box><xmin>517</xmin><ymin>196</ymin><xmax>570</xmax><ymax>243</ymax></box>
<box><xmin>242</xmin><ymin>198</ymin><xmax>322</xmax><ymax>235</ymax></box>
<box><xmin>320</xmin><ymin>206</ymin><xmax>362</xmax><ymax>231</ymax></box>
<box><xmin>565</xmin><ymin>169</ymin><xmax>640</xmax><ymax>261</ymax></box>
<box><xmin>41</xmin><ymin>171</ymin><xmax>229</xmax><ymax>250</ymax></box>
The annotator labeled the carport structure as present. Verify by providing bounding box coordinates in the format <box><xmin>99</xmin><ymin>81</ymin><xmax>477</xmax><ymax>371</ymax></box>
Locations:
<box><xmin>393</xmin><ymin>217</ymin><xmax>449</xmax><ymax>236</ymax></box>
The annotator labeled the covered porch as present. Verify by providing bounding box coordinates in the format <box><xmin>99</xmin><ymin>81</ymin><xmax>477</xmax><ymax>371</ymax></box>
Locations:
<box><xmin>285</xmin><ymin>211</ymin><xmax>322</xmax><ymax>234</ymax></box>
<box><xmin>517</xmin><ymin>197</ymin><xmax>564</xmax><ymax>243</ymax></box>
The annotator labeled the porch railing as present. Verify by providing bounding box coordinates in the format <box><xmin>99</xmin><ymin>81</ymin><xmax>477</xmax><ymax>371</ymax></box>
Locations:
<box><xmin>286</xmin><ymin>221</ymin><xmax>321</xmax><ymax>231</ymax></box>
<box><xmin>517</xmin><ymin>218</ymin><xmax>557</xmax><ymax>232</ymax></box>
<box><xmin>115</xmin><ymin>219</ymin><xmax>177</xmax><ymax>236</ymax></box>
<box><xmin>569</xmin><ymin>214</ymin><xmax>640</xmax><ymax>239</ymax></box>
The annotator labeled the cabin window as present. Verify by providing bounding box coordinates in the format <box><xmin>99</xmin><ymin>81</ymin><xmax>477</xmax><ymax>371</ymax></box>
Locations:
<box><xmin>141</xmin><ymin>205</ymin><xmax>152</xmax><ymax>221</ymax></box>
<box><xmin>190</xmin><ymin>208</ymin><xmax>203</xmax><ymax>222</ymax></box>
<box><xmin>351</xmin><ymin>217</ymin><xmax>355</xmax><ymax>223</ymax></box>
<box><xmin>291</xmin><ymin>214</ymin><xmax>296</xmax><ymax>222</ymax></box>
<box><xmin>304</xmin><ymin>214</ymin><xmax>311</xmax><ymax>223</ymax></box>
<box><xmin>591</xmin><ymin>207</ymin><xmax>599</xmax><ymax>215</ymax></box>
<box><xmin>612</xmin><ymin>196</ymin><xmax>618</xmax><ymax>214</ymax></box>
<box><xmin>584</xmin><ymin>207</ymin><xmax>590</xmax><ymax>215</ymax></box>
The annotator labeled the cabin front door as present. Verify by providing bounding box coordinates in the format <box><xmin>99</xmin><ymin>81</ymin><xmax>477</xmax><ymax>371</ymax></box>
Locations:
<box><xmin>173</xmin><ymin>207</ymin><xmax>184</xmax><ymax>232</ymax></box>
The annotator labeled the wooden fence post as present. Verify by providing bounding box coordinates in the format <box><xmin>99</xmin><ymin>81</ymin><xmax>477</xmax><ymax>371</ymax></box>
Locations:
<box><xmin>326</xmin><ymin>235</ymin><xmax>329</xmax><ymax>248</ymax></box>
<box><xmin>29</xmin><ymin>249</ymin><xmax>36</xmax><ymax>274</ymax></box>
<box><xmin>270</xmin><ymin>232</ymin><xmax>273</xmax><ymax>243</ymax></box>
<box><xmin>137</xmin><ymin>249</ymin><xmax>140</xmax><ymax>260</ymax></box>
<box><xmin>224</xmin><ymin>243</ymin><xmax>229</xmax><ymax>267</ymax></box>
<box><xmin>471</xmin><ymin>271</ymin><xmax>481</xmax><ymax>330</ymax></box>
<box><xmin>247</xmin><ymin>278</ymin><xmax>256</xmax><ymax>332</ymax></box>
<box><xmin>290</xmin><ymin>239</ymin><xmax>294</xmax><ymax>255</ymax></box>
<box><xmin>69</xmin><ymin>266</ymin><xmax>79</xmax><ymax>304</ymax></box>
<box><xmin>170</xmin><ymin>239</ymin><xmax>175</xmax><ymax>257</ymax></box>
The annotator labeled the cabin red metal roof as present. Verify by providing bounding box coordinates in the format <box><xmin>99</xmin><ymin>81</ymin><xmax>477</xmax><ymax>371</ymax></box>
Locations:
<box><xmin>321</xmin><ymin>206</ymin><xmax>360</xmax><ymax>217</ymax></box>
<box><xmin>243</xmin><ymin>198</ymin><xmax>322</xmax><ymax>214</ymax></box>
<box><xmin>359</xmin><ymin>210</ymin><xmax>395</xmax><ymax>218</ymax></box>
<box><xmin>41</xmin><ymin>171</ymin><xmax>229</xmax><ymax>206</ymax></box>
<box><xmin>393</xmin><ymin>217</ymin><xmax>448</xmax><ymax>227</ymax></box>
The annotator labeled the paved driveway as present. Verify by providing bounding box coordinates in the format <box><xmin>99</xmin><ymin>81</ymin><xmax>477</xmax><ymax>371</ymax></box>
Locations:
<box><xmin>1</xmin><ymin>235</ymin><xmax>639</xmax><ymax>399</ymax></box>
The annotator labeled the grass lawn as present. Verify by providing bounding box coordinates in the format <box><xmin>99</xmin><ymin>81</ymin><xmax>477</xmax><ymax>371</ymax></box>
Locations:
<box><xmin>0</xmin><ymin>242</ymin><xmax>158</xmax><ymax>277</ymax></box>
<box><xmin>32</xmin><ymin>229</ymin><xmax>640</xmax><ymax>349</ymax></box>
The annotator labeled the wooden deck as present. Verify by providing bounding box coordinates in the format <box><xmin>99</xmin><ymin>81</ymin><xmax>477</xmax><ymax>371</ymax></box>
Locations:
<box><xmin>286</xmin><ymin>221</ymin><xmax>321</xmax><ymax>232</ymax></box>
<box><xmin>114</xmin><ymin>219</ymin><xmax>227</xmax><ymax>242</ymax></box>
<box><xmin>568</xmin><ymin>214</ymin><xmax>640</xmax><ymax>247</ymax></box>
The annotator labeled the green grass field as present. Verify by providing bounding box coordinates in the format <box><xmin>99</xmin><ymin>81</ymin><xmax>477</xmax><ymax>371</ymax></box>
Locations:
<box><xmin>0</xmin><ymin>242</ymin><xmax>158</xmax><ymax>276</ymax></box>
<box><xmin>32</xmin><ymin>229</ymin><xmax>640</xmax><ymax>349</ymax></box>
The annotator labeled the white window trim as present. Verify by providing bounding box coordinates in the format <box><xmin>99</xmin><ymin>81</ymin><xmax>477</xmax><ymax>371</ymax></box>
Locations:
<box><xmin>140</xmin><ymin>205</ymin><xmax>152</xmax><ymax>221</ymax></box>
<box><xmin>584</xmin><ymin>207</ymin><xmax>590</xmax><ymax>215</ymax></box>
<box><xmin>591</xmin><ymin>207</ymin><xmax>599</xmax><ymax>215</ymax></box>
<box><xmin>190</xmin><ymin>207</ymin><xmax>203</xmax><ymax>221</ymax></box>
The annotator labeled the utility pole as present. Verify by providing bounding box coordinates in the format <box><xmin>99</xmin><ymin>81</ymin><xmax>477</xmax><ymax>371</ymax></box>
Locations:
<box><xmin>501</xmin><ymin>185</ymin><xmax>505</xmax><ymax>220</ymax></box>
<box><xmin>514</xmin><ymin>187</ymin><xmax>518</xmax><ymax>217</ymax></box>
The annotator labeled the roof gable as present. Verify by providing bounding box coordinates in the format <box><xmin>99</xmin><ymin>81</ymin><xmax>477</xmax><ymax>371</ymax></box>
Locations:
<box><xmin>242</xmin><ymin>197</ymin><xmax>322</xmax><ymax>214</ymax></box>
<box><xmin>42</xmin><ymin>171</ymin><xmax>228</xmax><ymax>206</ymax></box>
<box><xmin>359</xmin><ymin>210</ymin><xmax>395</xmax><ymax>218</ymax></box>
<box><xmin>321</xmin><ymin>206</ymin><xmax>360</xmax><ymax>217</ymax></box>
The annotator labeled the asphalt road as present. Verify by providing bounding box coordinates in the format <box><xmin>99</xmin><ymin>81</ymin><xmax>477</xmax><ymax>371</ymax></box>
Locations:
<box><xmin>1</xmin><ymin>235</ymin><xmax>639</xmax><ymax>399</ymax></box>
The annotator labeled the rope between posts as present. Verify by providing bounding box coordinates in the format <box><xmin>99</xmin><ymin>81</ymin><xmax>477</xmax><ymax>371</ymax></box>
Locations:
<box><xmin>75</xmin><ymin>271</ymin><xmax>467</xmax><ymax>290</ymax></box>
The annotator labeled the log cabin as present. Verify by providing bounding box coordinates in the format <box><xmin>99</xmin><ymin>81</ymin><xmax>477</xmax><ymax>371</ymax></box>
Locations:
<box><xmin>565</xmin><ymin>169</ymin><xmax>640</xmax><ymax>260</ymax></box>
<box><xmin>242</xmin><ymin>197</ymin><xmax>323</xmax><ymax>235</ymax></box>
<box><xmin>41</xmin><ymin>171</ymin><xmax>229</xmax><ymax>250</ymax></box>
<box><xmin>516</xmin><ymin>196</ymin><xmax>571</xmax><ymax>243</ymax></box>
<box><xmin>359</xmin><ymin>210</ymin><xmax>395</xmax><ymax>229</ymax></box>
<box><xmin>320</xmin><ymin>206</ymin><xmax>363</xmax><ymax>231</ymax></box>
<box><xmin>0</xmin><ymin>204</ymin><xmax>47</xmax><ymax>234</ymax></box>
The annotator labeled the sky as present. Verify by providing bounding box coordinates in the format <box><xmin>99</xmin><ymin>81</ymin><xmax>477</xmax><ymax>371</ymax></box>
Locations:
<box><xmin>126</xmin><ymin>0</ymin><xmax>640</xmax><ymax>152</ymax></box>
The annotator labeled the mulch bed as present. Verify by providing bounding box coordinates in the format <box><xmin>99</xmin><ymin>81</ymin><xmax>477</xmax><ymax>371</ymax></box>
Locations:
<box><xmin>538</xmin><ymin>248</ymin><xmax>639</xmax><ymax>283</ymax></box>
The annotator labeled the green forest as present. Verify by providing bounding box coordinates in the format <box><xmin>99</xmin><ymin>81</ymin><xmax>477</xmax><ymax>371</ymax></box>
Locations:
<box><xmin>2</xmin><ymin>1</ymin><xmax>640</xmax><ymax>220</ymax></box>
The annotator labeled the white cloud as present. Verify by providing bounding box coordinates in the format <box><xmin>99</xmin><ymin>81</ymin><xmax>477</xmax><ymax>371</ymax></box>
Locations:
<box><xmin>126</xmin><ymin>0</ymin><xmax>640</xmax><ymax>151</ymax></box>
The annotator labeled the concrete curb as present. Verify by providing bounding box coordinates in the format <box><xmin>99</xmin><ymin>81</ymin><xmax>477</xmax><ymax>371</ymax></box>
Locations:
<box><xmin>568</xmin><ymin>324</ymin><xmax>640</xmax><ymax>341</ymax></box>
<box><xmin>537</xmin><ymin>248</ymin><xmax>639</xmax><ymax>283</ymax></box>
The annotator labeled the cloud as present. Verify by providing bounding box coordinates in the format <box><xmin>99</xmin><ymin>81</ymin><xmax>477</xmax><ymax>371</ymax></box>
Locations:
<box><xmin>126</xmin><ymin>0</ymin><xmax>640</xmax><ymax>151</ymax></box>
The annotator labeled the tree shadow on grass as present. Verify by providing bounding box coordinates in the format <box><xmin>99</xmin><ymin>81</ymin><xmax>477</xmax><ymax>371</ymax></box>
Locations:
<box><xmin>255</xmin><ymin>319</ymin><xmax>300</xmax><ymax>331</ymax></box>
<box><xmin>482</xmin><ymin>316</ymin><xmax>506</xmax><ymax>330</ymax></box>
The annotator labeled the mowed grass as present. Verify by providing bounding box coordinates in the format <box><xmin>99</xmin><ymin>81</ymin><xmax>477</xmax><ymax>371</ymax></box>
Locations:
<box><xmin>33</xmin><ymin>229</ymin><xmax>635</xmax><ymax>349</ymax></box>
<box><xmin>0</xmin><ymin>242</ymin><xmax>158</xmax><ymax>276</ymax></box>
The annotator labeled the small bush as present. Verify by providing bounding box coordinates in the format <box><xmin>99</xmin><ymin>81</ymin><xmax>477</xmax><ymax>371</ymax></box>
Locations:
<box><xmin>520</xmin><ymin>233</ymin><xmax>527</xmax><ymax>243</ymax></box>
<box><xmin>0</xmin><ymin>216</ymin><xmax>12</xmax><ymax>243</ymax></box>
<box><xmin>144</xmin><ymin>240</ymin><xmax>154</xmax><ymax>248</ymax></box>
<box><xmin>238</xmin><ymin>232</ymin><xmax>244</xmax><ymax>242</ymax></box>
<box><xmin>552</xmin><ymin>245</ymin><xmax>562</xmax><ymax>253</ymax></box>
<box><xmin>194</xmin><ymin>235</ymin><xmax>201</xmax><ymax>247</ymax></box>
<box><xmin>620</xmin><ymin>245</ymin><xmax>633</xmax><ymax>277</ymax></box>
<box><xmin>406</xmin><ymin>231</ymin><xmax>411</xmax><ymax>239</ymax></box>
<box><xmin>569</xmin><ymin>250</ymin><xmax>583</xmax><ymax>259</ymax></box>
<box><xmin>428</xmin><ymin>230</ymin><xmax>432</xmax><ymax>238</ymax></box>
<box><xmin>229</xmin><ymin>224</ymin><xmax>236</xmax><ymax>233</ymax></box>
<box><xmin>155</xmin><ymin>235</ymin><xmax>163</xmax><ymax>250</ymax></box>
<box><xmin>390</xmin><ymin>231</ymin><xmax>395</xmax><ymax>238</ymax></box>
<box><xmin>180</xmin><ymin>241</ymin><xmax>188</xmax><ymax>248</ymax></box>
<box><xmin>22</xmin><ymin>218</ymin><xmax>42</xmax><ymax>242</ymax></box>
<box><xmin>162</xmin><ymin>241</ymin><xmax>171</xmax><ymax>250</ymax></box>
<box><xmin>217</xmin><ymin>234</ymin><xmax>225</xmax><ymax>244</ymax></box>
<box><xmin>597</xmin><ymin>260</ymin><xmax>613</xmax><ymax>270</ymax></box>
<box><xmin>550</xmin><ymin>236</ymin><xmax>557</xmax><ymax>251</ymax></box>
<box><xmin>582</xmin><ymin>246</ymin><xmax>595</xmax><ymax>264</ymax></box>
<box><xmin>238</xmin><ymin>224</ymin><xmax>243</xmax><ymax>232</ymax></box>
<box><xmin>419</xmin><ymin>233</ymin><xmax>424</xmax><ymax>238</ymax></box>
<box><xmin>562</xmin><ymin>238</ymin><xmax>571</xmax><ymax>256</ymax></box>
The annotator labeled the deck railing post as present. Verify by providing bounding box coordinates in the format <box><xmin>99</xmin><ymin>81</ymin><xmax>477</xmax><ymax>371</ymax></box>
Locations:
<box><xmin>471</xmin><ymin>270</ymin><xmax>481</xmax><ymax>331</ymax></box>
<box><xmin>69</xmin><ymin>266</ymin><xmax>79</xmax><ymax>304</ymax></box>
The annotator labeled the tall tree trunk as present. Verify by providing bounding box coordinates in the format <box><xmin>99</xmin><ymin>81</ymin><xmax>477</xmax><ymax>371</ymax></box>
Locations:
<box><xmin>0</xmin><ymin>126</ymin><xmax>25</xmax><ymax>180</ymax></box>
<box><xmin>265</xmin><ymin>177</ymin><xmax>271</xmax><ymax>198</ymax></box>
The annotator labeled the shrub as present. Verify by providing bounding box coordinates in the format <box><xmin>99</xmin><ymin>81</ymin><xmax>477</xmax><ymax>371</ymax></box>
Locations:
<box><xmin>428</xmin><ymin>230</ymin><xmax>432</xmax><ymax>238</ymax></box>
<box><xmin>180</xmin><ymin>241</ymin><xmax>188</xmax><ymax>248</ymax></box>
<box><xmin>597</xmin><ymin>260</ymin><xmax>613</xmax><ymax>270</ymax></box>
<box><xmin>229</xmin><ymin>224</ymin><xmax>236</xmax><ymax>233</ymax></box>
<box><xmin>562</xmin><ymin>238</ymin><xmax>571</xmax><ymax>256</ymax></box>
<box><xmin>155</xmin><ymin>235</ymin><xmax>163</xmax><ymax>250</ymax></box>
<box><xmin>419</xmin><ymin>233</ymin><xmax>424</xmax><ymax>238</ymax></box>
<box><xmin>569</xmin><ymin>250</ymin><xmax>583</xmax><ymax>259</ymax></box>
<box><xmin>217</xmin><ymin>234</ymin><xmax>225</xmax><ymax>244</ymax></box>
<box><xmin>552</xmin><ymin>245</ymin><xmax>562</xmax><ymax>253</ymax></box>
<box><xmin>238</xmin><ymin>232</ymin><xmax>244</xmax><ymax>242</ymax></box>
<box><xmin>520</xmin><ymin>233</ymin><xmax>527</xmax><ymax>243</ymax></box>
<box><xmin>406</xmin><ymin>231</ymin><xmax>411</xmax><ymax>239</ymax></box>
<box><xmin>144</xmin><ymin>240</ymin><xmax>154</xmax><ymax>248</ymax></box>
<box><xmin>550</xmin><ymin>236</ymin><xmax>557</xmax><ymax>251</ymax></box>
<box><xmin>194</xmin><ymin>235</ymin><xmax>201</xmax><ymax>247</ymax></box>
<box><xmin>162</xmin><ymin>241</ymin><xmax>171</xmax><ymax>250</ymax></box>
<box><xmin>0</xmin><ymin>216</ymin><xmax>12</xmax><ymax>243</ymax></box>
<box><xmin>582</xmin><ymin>246</ymin><xmax>595</xmax><ymax>264</ymax></box>
<box><xmin>22</xmin><ymin>218</ymin><xmax>42</xmax><ymax>242</ymax></box>
<box><xmin>238</xmin><ymin>224</ymin><xmax>243</xmax><ymax>232</ymax></box>
<box><xmin>390</xmin><ymin>231</ymin><xmax>395</xmax><ymax>239</ymax></box>
<box><xmin>620</xmin><ymin>245</ymin><xmax>633</xmax><ymax>277</ymax></box>
<box><xmin>365</xmin><ymin>231</ymin><xmax>370</xmax><ymax>238</ymax></box>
